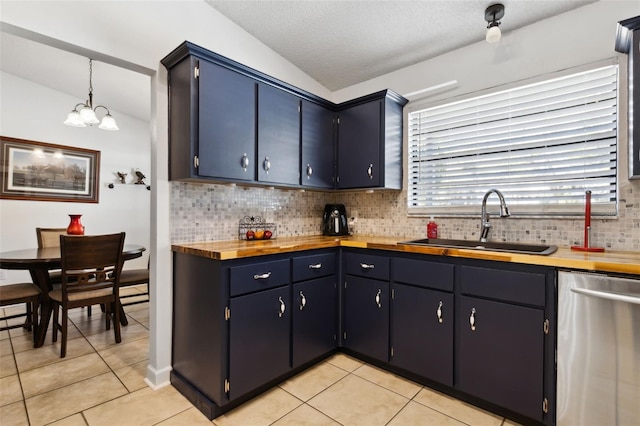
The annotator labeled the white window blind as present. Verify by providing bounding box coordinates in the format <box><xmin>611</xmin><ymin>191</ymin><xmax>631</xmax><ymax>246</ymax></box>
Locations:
<box><xmin>408</xmin><ymin>64</ymin><xmax>618</xmax><ymax>217</ymax></box>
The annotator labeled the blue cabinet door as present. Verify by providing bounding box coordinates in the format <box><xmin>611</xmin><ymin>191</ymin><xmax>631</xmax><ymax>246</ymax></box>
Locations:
<box><xmin>229</xmin><ymin>286</ymin><xmax>290</xmax><ymax>400</ymax></box>
<box><xmin>198</xmin><ymin>60</ymin><xmax>256</xmax><ymax>181</ymax></box>
<box><xmin>337</xmin><ymin>100</ymin><xmax>382</xmax><ymax>188</ymax></box>
<box><xmin>457</xmin><ymin>295</ymin><xmax>544</xmax><ymax>422</ymax></box>
<box><xmin>343</xmin><ymin>275</ymin><xmax>389</xmax><ymax>362</ymax></box>
<box><xmin>292</xmin><ymin>276</ymin><xmax>337</xmax><ymax>367</ymax></box>
<box><xmin>301</xmin><ymin>101</ymin><xmax>335</xmax><ymax>188</ymax></box>
<box><xmin>391</xmin><ymin>283</ymin><xmax>454</xmax><ymax>387</ymax></box>
<box><xmin>258</xmin><ymin>84</ymin><xmax>301</xmax><ymax>185</ymax></box>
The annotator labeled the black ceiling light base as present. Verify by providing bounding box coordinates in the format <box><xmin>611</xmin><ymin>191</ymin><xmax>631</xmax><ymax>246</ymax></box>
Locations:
<box><xmin>485</xmin><ymin>3</ymin><xmax>505</xmax><ymax>25</ymax></box>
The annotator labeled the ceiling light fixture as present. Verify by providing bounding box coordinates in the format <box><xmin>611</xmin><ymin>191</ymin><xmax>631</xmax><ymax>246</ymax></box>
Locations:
<box><xmin>484</xmin><ymin>3</ymin><xmax>505</xmax><ymax>44</ymax></box>
<box><xmin>64</xmin><ymin>59</ymin><xmax>119</xmax><ymax>130</ymax></box>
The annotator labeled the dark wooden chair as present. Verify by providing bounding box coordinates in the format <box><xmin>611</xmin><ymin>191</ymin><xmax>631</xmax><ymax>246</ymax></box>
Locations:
<box><xmin>119</xmin><ymin>258</ymin><xmax>149</xmax><ymax>307</ymax></box>
<box><xmin>0</xmin><ymin>282</ymin><xmax>41</xmax><ymax>346</ymax></box>
<box><xmin>36</xmin><ymin>227</ymin><xmax>67</xmax><ymax>285</ymax></box>
<box><xmin>49</xmin><ymin>233</ymin><xmax>125</xmax><ymax>358</ymax></box>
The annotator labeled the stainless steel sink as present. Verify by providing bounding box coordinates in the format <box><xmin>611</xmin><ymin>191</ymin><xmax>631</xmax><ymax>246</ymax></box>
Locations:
<box><xmin>399</xmin><ymin>238</ymin><xmax>558</xmax><ymax>255</ymax></box>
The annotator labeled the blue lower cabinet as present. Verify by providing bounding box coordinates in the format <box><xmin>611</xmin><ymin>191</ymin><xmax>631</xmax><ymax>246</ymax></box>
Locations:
<box><xmin>292</xmin><ymin>276</ymin><xmax>337</xmax><ymax>368</ymax></box>
<box><xmin>343</xmin><ymin>275</ymin><xmax>389</xmax><ymax>362</ymax></box>
<box><xmin>390</xmin><ymin>283</ymin><xmax>454</xmax><ymax>387</ymax></box>
<box><xmin>229</xmin><ymin>285</ymin><xmax>291</xmax><ymax>400</ymax></box>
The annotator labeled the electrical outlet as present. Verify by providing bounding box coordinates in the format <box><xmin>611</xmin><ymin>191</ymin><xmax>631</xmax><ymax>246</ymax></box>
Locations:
<box><xmin>351</xmin><ymin>210</ymin><xmax>358</xmax><ymax>222</ymax></box>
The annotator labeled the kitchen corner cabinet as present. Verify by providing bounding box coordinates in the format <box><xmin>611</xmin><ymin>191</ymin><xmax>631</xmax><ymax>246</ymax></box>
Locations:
<box><xmin>257</xmin><ymin>84</ymin><xmax>301</xmax><ymax>186</ymax></box>
<box><xmin>336</xmin><ymin>91</ymin><xmax>407</xmax><ymax>190</ymax></box>
<box><xmin>342</xmin><ymin>252</ymin><xmax>390</xmax><ymax>362</ymax></box>
<box><xmin>292</xmin><ymin>252</ymin><xmax>338</xmax><ymax>367</ymax></box>
<box><xmin>390</xmin><ymin>258</ymin><xmax>454</xmax><ymax>387</ymax></box>
<box><xmin>301</xmin><ymin>100</ymin><xmax>335</xmax><ymax>188</ymax></box>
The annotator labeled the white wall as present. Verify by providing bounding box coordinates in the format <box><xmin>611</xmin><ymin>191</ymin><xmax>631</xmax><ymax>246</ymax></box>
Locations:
<box><xmin>0</xmin><ymin>72</ymin><xmax>151</xmax><ymax>283</ymax></box>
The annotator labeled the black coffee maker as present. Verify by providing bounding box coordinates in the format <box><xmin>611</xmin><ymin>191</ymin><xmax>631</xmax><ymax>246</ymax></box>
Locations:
<box><xmin>323</xmin><ymin>204</ymin><xmax>349</xmax><ymax>236</ymax></box>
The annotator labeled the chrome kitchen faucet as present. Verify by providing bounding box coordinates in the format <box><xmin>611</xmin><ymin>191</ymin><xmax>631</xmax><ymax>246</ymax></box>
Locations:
<box><xmin>480</xmin><ymin>189</ymin><xmax>511</xmax><ymax>242</ymax></box>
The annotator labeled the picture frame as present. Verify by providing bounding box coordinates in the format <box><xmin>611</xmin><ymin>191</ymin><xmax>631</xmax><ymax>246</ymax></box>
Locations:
<box><xmin>0</xmin><ymin>136</ymin><xmax>100</xmax><ymax>203</ymax></box>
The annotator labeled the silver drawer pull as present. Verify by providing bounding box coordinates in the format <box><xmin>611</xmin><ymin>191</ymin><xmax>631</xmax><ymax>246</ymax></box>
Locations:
<box><xmin>470</xmin><ymin>307</ymin><xmax>476</xmax><ymax>331</ymax></box>
<box><xmin>253</xmin><ymin>272</ymin><xmax>272</xmax><ymax>280</ymax></box>
<box><xmin>263</xmin><ymin>156</ymin><xmax>270</xmax><ymax>173</ymax></box>
<box><xmin>278</xmin><ymin>296</ymin><xmax>286</xmax><ymax>318</ymax></box>
<box><xmin>299</xmin><ymin>291</ymin><xmax>306</xmax><ymax>310</ymax></box>
<box><xmin>308</xmin><ymin>263</ymin><xmax>322</xmax><ymax>269</ymax></box>
<box><xmin>367</xmin><ymin>163</ymin><xmax>373</xmax><ymax>179</ymax></box>
<box><xmin>375</xmin><ymin>289</ymin><xmax>382</xmax><ymax>308</ymax></box>
<box><xmin>306</xmin><ymin>164</ymin><xmax>313</xmax><ymax>178</ymax></box>
<box><xmin>360</xmin><ymin>263</ymin><xmax>375</xmax><ymax>269</ymax></box>
<box><xmin>437</xmin><ymin>301</ymin><xmax>443</xmax><ymax>324</ymax></box>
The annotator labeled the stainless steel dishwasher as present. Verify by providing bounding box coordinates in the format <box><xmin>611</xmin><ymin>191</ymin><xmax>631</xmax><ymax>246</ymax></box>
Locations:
<box><xmin>557</xmin><ymin>271</ymin><xmax>640</xmax><ymax>426</ymax></box>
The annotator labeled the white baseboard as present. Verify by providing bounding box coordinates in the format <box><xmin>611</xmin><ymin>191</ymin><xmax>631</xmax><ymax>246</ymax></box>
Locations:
<box><xmin>144</xmin><ymin>363</ymin><xmax>172</xmax><ymax>390</ymax></box>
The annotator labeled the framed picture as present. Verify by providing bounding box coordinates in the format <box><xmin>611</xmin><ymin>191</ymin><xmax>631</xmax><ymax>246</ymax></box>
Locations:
<box><xmin>0</xmin><ymin>136</ymin><xmax>100</xmax><ymax>203</ymax></box>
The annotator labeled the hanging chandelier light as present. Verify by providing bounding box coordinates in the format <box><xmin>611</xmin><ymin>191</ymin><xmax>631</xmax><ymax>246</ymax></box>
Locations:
<box><xmin>64</xmin><ymin>59</ymin><xmax>119</xmax><ymax>130</ymax></box>
<box><xmin>484</xmin><ymin>3</ymin><xmax>505</xmax><ymax>44</ymax></box>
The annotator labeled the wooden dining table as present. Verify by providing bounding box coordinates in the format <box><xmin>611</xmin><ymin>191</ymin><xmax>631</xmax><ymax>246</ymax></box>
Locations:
<box><xmin>0</xmin><ymin>244</ymin><xmax>146</xmax><ymax>348</ymax></box>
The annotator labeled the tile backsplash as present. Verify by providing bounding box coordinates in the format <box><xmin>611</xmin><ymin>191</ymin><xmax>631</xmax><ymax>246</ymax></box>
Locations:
<box><xmin>170</xmin><ymin>179</ymin><xmax>639</xmax><ymax>251</ymax></box>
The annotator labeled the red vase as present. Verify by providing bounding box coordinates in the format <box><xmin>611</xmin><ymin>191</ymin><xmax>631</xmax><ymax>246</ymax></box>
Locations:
<box><xmin>67</xmin><ymin>214</ymin><xmax>85</xmax><ymax>235</ymax></box>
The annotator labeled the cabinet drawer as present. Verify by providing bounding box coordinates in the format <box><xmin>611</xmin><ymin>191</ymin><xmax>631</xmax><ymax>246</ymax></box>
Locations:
<box><xmin>230</xmin><ymin>259</ymin><xmax>290</xmax><ymax>297</ymax></box>
<box><xmin>345</xmin><ymin>252</ymin><xmax>389</xmax><ymax>281</ymax></box>
<box><xmin>393</xmin><ymin>258</ymin><xmax>454</xmax><ymax>292</ymax></box>
<box><xmin>292</xmin><ymin>252</ymin><xmax>337</xmax><ymax>282</ymax></box>
<box><xmin>459</xmin><ymin>265</ymin><xmax>546</xmax><ymax>307</ymax></box>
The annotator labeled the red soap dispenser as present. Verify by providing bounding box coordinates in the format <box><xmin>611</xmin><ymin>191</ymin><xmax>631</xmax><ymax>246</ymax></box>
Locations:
<box><xmin>427</xmin><ymin>216</ymin><xmax>438</xmax><ymax>239</ymax></box>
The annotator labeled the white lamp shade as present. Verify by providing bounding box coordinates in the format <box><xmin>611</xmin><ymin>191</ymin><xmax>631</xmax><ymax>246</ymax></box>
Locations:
<box><xmin>79</xmin><ymin>105</ymin><xmax>99</xmax><ymax>124</ymax></box>
<box><xmin>98</xmin><ymin>114</ymin><xmax>119</xmax><ymax>131</ymax></box>
<box><xmin>486</xmin><ymin>25</ymin><xmax>501</xmax><ymax>43</ymax></box>
<box><xmin>64</xmin><ymin>111</ymin><xmax>86</xmax><ymax>127</ymax></box>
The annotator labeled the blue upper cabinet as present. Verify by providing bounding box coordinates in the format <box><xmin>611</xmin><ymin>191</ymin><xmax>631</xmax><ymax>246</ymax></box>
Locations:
<box><xmin>199</xmin><ymin>61</ymin><xmax>257</xmax><ymax>182</ymax></box>
<box><xmin>301</xmin><ymin>100</ymin><xmax>335</xmax><ymax>189</ymax></box>
<box><xmin>257</xmin><ymin>83</ymin><xmax>301</xmax><ymax>186</ymax></box>
<box><xmin>337</xmin><ymin>91</ymin><xmax>406</xmax><ymax>190</ymax></box>
<box><xmin>615</xmin><ymin>16</ymin><xmax>640</xmax><ymax>179</ymax></box>
<box><xmin>162</xmin><ymin>42</ymin><xmax>407</xmax><ymax>190</ymax></box>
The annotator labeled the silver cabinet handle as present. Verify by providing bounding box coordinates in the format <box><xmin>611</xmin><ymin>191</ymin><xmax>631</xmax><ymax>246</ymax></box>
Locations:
<box><xmin>437</xmin><ymin>301</ymin><xmax>443</xmax><ymax>324</ymax></box>
<box><xmin>308</xmin><ymin>263</ymin><xmax>322</xmax><ymax>269</ymax></box>
<box><xmin>241</xmin><ymin>153</ymin><xmax>249</xmax><ymax>171</ymax></box>
<box><xmin>360</xmin><ymin>263</ymin><xmax>375</xmax><ymax>269</ymax></box>
<box><xmin>193</xmin><ymin>155</ymin><xmax>199</xmax><ymax>169</ymax></box>
<box><xmin>375</xmin><ymin>289</ymin><xmax>382</xmax><ymax>308</ymax></box>
<box><xmin>470</xmin><ymin>307</ymin><xmax>476</xmax><ymax>331</ymax></box>
<box><xmin>253</xmin><ymin>272</ymin><xmax>272</xmax><ymax>280</ymax></box>
<box><xmin>263</xmin><ymin>157</ymin><xmax>270</xmax><ymax>173</ymax></box>
<box><xmin>367</xmin><ymin>163</ymin><xmax>373</xmax><ymax>179</ymax></box>
<box><xmin>299</xmin><ymin>291</ymin><xmax>306</xmax><ymax>310</ymax></box>
<box><xmin>278</xmin><ymin>296</ymin><xmax>286</xmax><ymax>318</ymax></box>
<box><xmin>306</xmin><ymin>164</ymin><xmax>313</xmax><ymax>179</ymax></box>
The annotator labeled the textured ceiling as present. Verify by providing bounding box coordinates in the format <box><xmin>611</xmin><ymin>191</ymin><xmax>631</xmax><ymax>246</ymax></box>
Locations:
<box><xmin>0</xmin><ymin>0</ymin><xmax>599</xmax><ymax>122</ymax></box>
<box><xmin>206</xmin><ymin>0</ymin><xmax>598</xmax><ymax>91</ymax></box>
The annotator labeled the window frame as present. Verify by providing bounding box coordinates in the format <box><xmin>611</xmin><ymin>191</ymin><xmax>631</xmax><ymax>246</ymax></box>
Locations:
<box><xmin>406</xmin><ymin>59</ymin><xmax>621</xmax><ymax>218</ymax></box>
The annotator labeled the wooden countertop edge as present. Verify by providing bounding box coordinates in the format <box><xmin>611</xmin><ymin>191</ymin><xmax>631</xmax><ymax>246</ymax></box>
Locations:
<box><xmin>172</xmin><ymin>236</ymin><xmax>640</xmax><ymax>275</ymax></box>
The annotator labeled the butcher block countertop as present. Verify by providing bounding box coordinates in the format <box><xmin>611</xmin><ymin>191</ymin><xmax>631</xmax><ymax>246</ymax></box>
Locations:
<box><xmin>172</xmin><ymin>235</ymin><xmax>640</xmax><ymax>276</ymax></box>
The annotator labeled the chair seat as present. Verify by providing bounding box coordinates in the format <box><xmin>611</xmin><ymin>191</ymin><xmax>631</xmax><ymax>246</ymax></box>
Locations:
<box><xmin>0</xmin><ymin>282</ymin><xmax>41</xmax><ymax>303</ymax></box>
<box><xmin>119</xmin><ymin>269</ymin><xmax>149</xmax><ymax>286</ymax></box>
<box><xmin>49</xmin><ymin>287</ymin><xmax>113</xmax><ymax>303</ymax></box>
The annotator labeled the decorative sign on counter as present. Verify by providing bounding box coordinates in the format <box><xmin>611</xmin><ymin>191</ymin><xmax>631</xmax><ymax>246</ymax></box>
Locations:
<box><xmin>238</xmin><ymin>215</ymin><xmax>277</xmax><ymax>240</ymax></box>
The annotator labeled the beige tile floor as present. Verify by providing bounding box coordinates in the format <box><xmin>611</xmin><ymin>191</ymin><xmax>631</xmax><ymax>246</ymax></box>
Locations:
<box><xmin>1</xmin><ymin>286</ymin><xmax>521</xmax><ymax>426</ymax></box>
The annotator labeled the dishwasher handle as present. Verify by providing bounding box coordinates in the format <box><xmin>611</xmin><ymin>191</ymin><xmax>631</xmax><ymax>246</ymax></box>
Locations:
<box><xmin>571</xmin><ymin>287</ymin><xmax>640</xmax><ymax>305</ymax></box>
